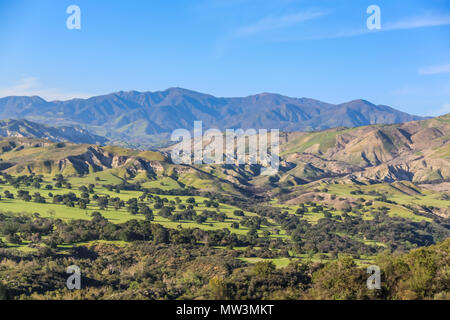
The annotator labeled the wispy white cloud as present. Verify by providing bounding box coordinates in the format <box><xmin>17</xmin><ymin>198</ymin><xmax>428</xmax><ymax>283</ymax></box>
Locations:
<box><xmin>384</xmin><ymin>14</ymin><xmax>450</xmax><ymax>31</ymax></box>
<box><xmin>0</xmin><ymin>76</ymin><xmax>95</xmax><ymax>101</ymax></box>
<box><xmin>279</xmin><ymin>13</ymin><xmax>450</xmax><ymax>41</ymax></box>
<box><xmin>429</xmin><ymin>103</ymin><xmax>450</xmax><ymax>116</ymax></box>
<box><xmin>419</xmin><ymin>64</ymin><xmax>450</xmax><ymax>75</ymax></box>
<box><xmin>234</xmin><ymin>9</ymin><xmax>329</xmax><ymax>38</ymax></box>
<box><xmin>214</xmin><ymin>8</ymin><xmax>329</xmax><ymax>57</ymax></box>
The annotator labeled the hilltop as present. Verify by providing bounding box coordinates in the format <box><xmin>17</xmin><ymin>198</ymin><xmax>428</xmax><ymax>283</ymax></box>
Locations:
<box><xmin>163</xmin><ymin>113</ymin><xmax>450</xmax><ymax>195</ymax></box>
<box><xmin>0</xmin><ymin>119</ymin><xmax>107</xmax><ymax>145</ymax></box>
<box><xmin>0</xmin><ymin>137</ymin><xmax>244</xmax><ymax>196</ymax></box>
<box><xmin>277</xmin><ymin>112</ymin><xmax>450</xmax><ymax>185</ymax></box>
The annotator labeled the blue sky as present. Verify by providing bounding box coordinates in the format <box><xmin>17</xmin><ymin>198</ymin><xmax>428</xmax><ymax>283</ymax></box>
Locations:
<box><xmin>0</xmin><ymin>0</ymin><xmax>449</xmax><ymax>116</ymax></box>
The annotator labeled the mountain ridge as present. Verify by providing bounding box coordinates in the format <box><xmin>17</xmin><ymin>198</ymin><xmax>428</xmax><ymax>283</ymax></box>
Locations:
<box><xmin>0</xmin><ymin>114</ymin><xmax>448</xmax><ymax>205</ymax></box>
<box><xmin>0</xmin><ymin>88</ymin><xmax>426</xmax><ymax>148</ymax></box>
<box><xmin>0</xmin><ymin>119</ymin><xmax>108</xmax><ymax>145</ymax></box>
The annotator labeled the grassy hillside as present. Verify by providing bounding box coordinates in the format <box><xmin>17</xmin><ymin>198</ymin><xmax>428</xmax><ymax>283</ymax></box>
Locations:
<box><xmin>0</xmin><ymin>116</ymin><xmax>448</xmax><ymax>301</ymax></box>
<box><xmin>0</xmin><ymin>116</ymin><xmax>448</xmax><ymax>247</ymax></box>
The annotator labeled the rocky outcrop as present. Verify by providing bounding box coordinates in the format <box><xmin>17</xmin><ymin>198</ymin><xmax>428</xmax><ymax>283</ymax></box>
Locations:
<box><xmin>279</xmin><ymin>114</ymin><xmax>450</xmax><ymax>184</ymax></box>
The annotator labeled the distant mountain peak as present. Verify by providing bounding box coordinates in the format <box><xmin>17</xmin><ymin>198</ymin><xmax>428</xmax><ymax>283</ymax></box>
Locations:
<box><xmin>0</xmin><ymin>88</ymin><xmax>426</xmax><ymax>148</ymax></box>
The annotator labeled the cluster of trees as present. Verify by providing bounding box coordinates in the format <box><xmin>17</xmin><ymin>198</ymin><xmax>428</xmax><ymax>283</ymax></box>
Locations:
<box><xmin>246</xmin><ymin>203</ymin><xmax>450</xmax><ymax>256</ymax></box>
<box><xmin>1</xmin><ymin>173</ymin><xmax>449</xmax><ymax>258</ymax></box>
<box><xmin>0</xmin><ymin>173</ymin><xmax>449</xmax><ymax>300</ymax></box>
<box><xmin>102</xmin><ymin>181</ymin><xmax>198</xmax><ymax>196</ymax></box>
<box><xmin>0</xmin><ymin>237</ymin><xmax>448</xmax><ymax>300</ymax></box>
<box><xmin>240</xmin><ymin>216</ymin><xmax>271</xmax><ymax>230</ymax></box>
<box><xmin>0</xmin><ymin>173</ymin><xmax>44</xmax><ymax>189</ymax></box>
<box><xmin>0</xmin><ymin>212</ymin><xmax>268</xmax><ymax>248</ymax></box>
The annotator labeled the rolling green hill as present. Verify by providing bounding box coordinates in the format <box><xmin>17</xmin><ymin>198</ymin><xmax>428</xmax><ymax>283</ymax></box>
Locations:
<box><xmin>0</xmin><ymin>115</ymin><xmax>448</xmax><ymax>301</ymax></box>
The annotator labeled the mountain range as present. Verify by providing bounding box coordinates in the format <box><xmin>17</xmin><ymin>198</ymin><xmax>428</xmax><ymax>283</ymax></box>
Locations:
<box><xmin>0</xmin><ymin>88</ymin><xmax>425</xmax><ymax>148</ymax></box>
<box><xmin>0</xmin><ymin>119</ymin><xmax>107</xmax><ymax>145</ymax></box>
<box><xmin>1</xmin><ymin>113</ymin><xmax>448</xmax><ymax>197</ymax></box>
